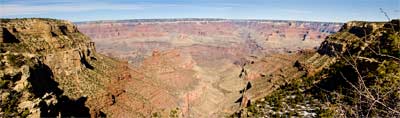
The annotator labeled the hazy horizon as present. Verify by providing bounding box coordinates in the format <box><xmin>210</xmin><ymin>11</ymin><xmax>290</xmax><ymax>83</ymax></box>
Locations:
<box><xmin>1</xmin><ymin>0</ymin><xmax>399</xmax><ymax>22</ymax></box>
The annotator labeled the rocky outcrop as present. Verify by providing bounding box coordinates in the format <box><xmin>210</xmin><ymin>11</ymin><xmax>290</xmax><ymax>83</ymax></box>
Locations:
<box><xmin>234</xmin><ymin>20</ymin><xmax>400</xmax><ymax>117</ymax></box>
<box><xmin>0</xmin><ymin>18</ymin><xmax>180</xmax><ymax>117</ymax></box>
<box><xmin>0</xmin><ymin>18</ymin><xmax>99</xmax><ymax>98</ymax></box>
<box><xmin>318</xmin><ymin>21</ymin><xmax>387</xmax><ymax>56</ymax></box>
<box><xmin>0</xmin><ymin>18</ymin><xmax>97</xmax><ymax>117</ymax></box>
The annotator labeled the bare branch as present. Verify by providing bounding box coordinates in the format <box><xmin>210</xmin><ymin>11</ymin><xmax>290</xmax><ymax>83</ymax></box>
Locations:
<box><xmin>380</xmin><ymin>8</ymin><xmax>391</xmax><ymax>21</ymax></box>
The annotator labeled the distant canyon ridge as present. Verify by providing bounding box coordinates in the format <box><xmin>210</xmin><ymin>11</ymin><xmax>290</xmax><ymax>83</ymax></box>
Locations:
<box><xmin>76</xmin><ymin>19</ymin><xmax>343</xmax><ymax>117</ymax></box>
<box><xmin>76</xmin><ymin>19</ymin><xmax>341</xmax><ymax>66</ymax></box>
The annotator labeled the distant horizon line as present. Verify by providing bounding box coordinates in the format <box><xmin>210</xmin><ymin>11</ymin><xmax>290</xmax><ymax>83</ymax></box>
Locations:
<box><xmin>3</xmin><ymin>17</ymin><xmax>397</xmax><ymax>24</ymax></box>
<box><xmin>73</xmin><ymin>18</ymin><xmax>347</xmax><ymax>23</ymax></box>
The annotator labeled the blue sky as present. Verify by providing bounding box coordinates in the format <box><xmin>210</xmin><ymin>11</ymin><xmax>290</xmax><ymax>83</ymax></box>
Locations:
<box><xmin>0</xmin><ymin>0</ymin><xmax>399</xmax><ymax>22</ymax></box>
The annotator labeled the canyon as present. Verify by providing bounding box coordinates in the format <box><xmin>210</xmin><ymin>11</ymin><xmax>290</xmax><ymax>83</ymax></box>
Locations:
<box><xmin>2</xmin><ymin>18</ymin><xmax>398</xmax><ymax>117</ymax></box>
<box><xmin>76</xmin><ymin>19</ymin><xmax>343</xmax><ymax>117</ymax></box>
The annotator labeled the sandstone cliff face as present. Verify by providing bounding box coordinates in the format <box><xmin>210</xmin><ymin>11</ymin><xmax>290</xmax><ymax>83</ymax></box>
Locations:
<box><xmin>1</xmin><ymin>19</ymin><xmax>99</xmax><ymax>98</ymax></box>
<box><xmin>0</xmin><ymin>18</ymin><xmax>97</xmax><ymax>117</ymax></box>
<box><xmin>0</xmin><ymin>18</ymin><xmax>179</xmax><ymax>117</ymax></box>
<box><xmin>318</xmin><ymin>21</ymin><xmax>387</xmax><ymax>56</ymax></box>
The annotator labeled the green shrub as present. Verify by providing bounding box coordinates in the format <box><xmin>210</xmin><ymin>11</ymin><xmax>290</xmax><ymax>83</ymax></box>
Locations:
<box><xmin>0</xmin><ymin>80</ymin><xmax>10</xmax><ymax>88</ymax></box>
<box><xmin>21</xmin><ymin>109</ymin><xmax>30</xmax><ymax>118</ymax></box>
<box><xmin>169</xmin><ymin>108</ymin><xmax>179</xmax><ymax>118</ymax></box>
<box><xmin>316</xmin><ymin>108</ymin><xmax>335</xmax><ymax>118</ymax></box>
<box><xmin>7</xmin><ymin>54</ymin><xmax>25</xmax><ymax>67</ymax></box>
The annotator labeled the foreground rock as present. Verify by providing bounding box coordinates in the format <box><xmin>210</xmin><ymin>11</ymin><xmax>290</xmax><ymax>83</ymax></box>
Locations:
<box><xmin>0</xmin><ymin>18</ymin><xmax>178</xmax><ymax>117</ymax></box>
<box><xmin>234</xmin><ymin>20</ymin><xmax>400</xmax><ymax>117</ymax></box>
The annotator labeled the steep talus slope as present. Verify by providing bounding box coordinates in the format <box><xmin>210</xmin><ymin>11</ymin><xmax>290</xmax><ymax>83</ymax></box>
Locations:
<box><xmin>0</xmin><ymin>18</ymin><xmax>178</xmax><ymax>117</ymax></box>
<box><xmin>232</xmin><ymin>48</ymin><xmax>333</xmax><ymax>111</ymax></box>
<box><xmin>234</xmin><ymin>20</ymin><xmax>400</xmax><ymax>117</ymax></box>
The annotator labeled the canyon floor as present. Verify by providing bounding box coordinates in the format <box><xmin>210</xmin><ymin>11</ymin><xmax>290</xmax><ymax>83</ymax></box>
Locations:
<box><xmin>76</xmin><ymin>19</ymin><xmax>342</xmax><ymax>117</ymax></box>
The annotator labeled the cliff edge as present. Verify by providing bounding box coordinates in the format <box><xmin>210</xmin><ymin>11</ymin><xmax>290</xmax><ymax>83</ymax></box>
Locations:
<box><xmin>234</xmin><ymin>19</ymin><xmax>400</xmax><ymax>117</ymax></box>
<box><xmin>0</xmin><ymin>18</ymin><xmax>132</xmax><ymax>117</ymax></box>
